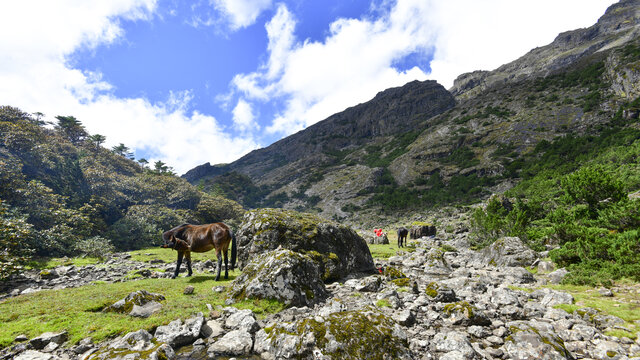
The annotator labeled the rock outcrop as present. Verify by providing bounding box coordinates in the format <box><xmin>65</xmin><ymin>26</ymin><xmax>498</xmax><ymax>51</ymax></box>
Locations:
<box><xmin>236</xmin><ymin>208</ymin><xmax>376</xmax><ymax>281</ymax></box>
<box><xmin>227</xmin><ymin>248</ymin><xmax>328</xmax><ymax>307</ymax></box>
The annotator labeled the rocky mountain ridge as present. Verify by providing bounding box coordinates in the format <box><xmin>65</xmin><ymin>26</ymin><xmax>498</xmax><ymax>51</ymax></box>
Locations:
<box><xmin>184</xmin><ymin>0</ymin><xmax>640</xmax><ymax>226</ymax></box>
<box><xmin>450</xmin><ymin>0</ymin><xmax>640</xmax><ymax>100</ymax></box>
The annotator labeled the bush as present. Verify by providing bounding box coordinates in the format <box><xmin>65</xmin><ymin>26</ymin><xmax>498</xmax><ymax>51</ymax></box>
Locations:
<box><xmin>561</xmin><ymin>165</ymin><xmax>626</xmax><ymax>218</ymax></box>
<box><xmin>73</xmin><ymin>236</ymin><xmax>115</xmax><ymax>259</ymax></box>
<box><xmin>0</xmin><ymin>202</ymin><xmax>33</xmax><ymax>281</ymax></box>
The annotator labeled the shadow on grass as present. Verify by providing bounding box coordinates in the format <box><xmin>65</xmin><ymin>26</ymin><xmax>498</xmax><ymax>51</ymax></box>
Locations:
<box><xmin>187</xmin><ymin>274</ymin><xmax>238</xmax><ymax>284</ymax></box>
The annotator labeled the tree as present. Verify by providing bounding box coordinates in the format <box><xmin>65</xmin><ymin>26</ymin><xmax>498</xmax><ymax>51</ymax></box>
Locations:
<box><xmin>154</xmin><ymin>160</ymin><xmax>174</xmax><ymax>175</ymax></box>
<box><xmin>55</xmin><ymin>115</ymin><xmax>87</xmax><ymax>144</ymax></box>
<box><xmin>87</xmin><ymin>134</ymin><xmax>106</xmax><ymax>150</ymax></box>
<box><xmin>112</xmin><ymin>143</ymin><xmax>133</xmax><ymax>159</ymax></box>
<box><xmin>138</xmin><ymin>158</ymin><xmax>149</xmax><ymax>168</ymax></box>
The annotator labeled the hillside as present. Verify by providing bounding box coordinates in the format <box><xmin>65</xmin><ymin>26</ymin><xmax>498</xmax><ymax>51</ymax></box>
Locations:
<box><xmin>0</xmin><ymin>107</ymin><xmax>244</xmax><ymax>278</ymax></box>
<box><xmin>184</xmin><ymin>0</ymin><xmax>640</xmax><ymax>228</ymax></box>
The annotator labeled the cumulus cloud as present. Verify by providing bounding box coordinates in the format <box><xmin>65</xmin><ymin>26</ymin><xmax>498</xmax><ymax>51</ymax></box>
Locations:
<box><xmin>232</xmin><ymin>98</ymin><xmax>259</xmax><ymax>132</ymax></box>
<box><xmin>234</xmin><ymin>1</ymin><xmax>434</xmax><ymax>135</ymax></box>
<box><xmin>0</xmin><ymin>0</ymin><xmax>259</xmax><ymax>174</ymax></box>
<box><xmin>212</xmin><ymin>0</ymin><xmax>274</xmax><ymax>30</ymax></box>
<box><xmin>423</xmin><ymin>0</ymin><xmax>615</xmax><ymax>89</ymax></box>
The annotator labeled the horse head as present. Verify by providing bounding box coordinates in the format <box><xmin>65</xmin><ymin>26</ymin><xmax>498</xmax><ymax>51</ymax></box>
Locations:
<box><xmin>161</xmin><ymin>234</ymin><xmax>190</xmax><ymax>251</ymax></box>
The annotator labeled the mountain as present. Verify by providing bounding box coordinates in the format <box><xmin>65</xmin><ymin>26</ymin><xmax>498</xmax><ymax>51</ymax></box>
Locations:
<box><xmin>0</xmin><ymin>107</ymin><xmax>244</xmax><ymax>269</ymax></box>
<box><xmin>184</xmin><ymin>0</ymin><xmax>640</xmax><ymax>227</ymax></box>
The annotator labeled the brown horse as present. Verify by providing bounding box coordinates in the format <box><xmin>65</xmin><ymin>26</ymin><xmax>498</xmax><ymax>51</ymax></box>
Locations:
<box><xmin>161</xmin><ymin>222</ymin><xmax>237</xmax><ymax>281</ymax></box>
<box><xmin>397</xmin><ymin>227</ymin><xmax>408</xmax><ymax>248</ymax></box>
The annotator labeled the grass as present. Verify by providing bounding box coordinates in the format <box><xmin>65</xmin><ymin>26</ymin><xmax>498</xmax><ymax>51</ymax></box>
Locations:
<box><xmin>0</xmin><ymin>272</ymin><xmax>284</xmax><ymax>348</ymax></box>
<box><xmin>128</xmin><ymin>247</ymin><xmax>216</xmax><ymax>264</ymax></box>
<box><xmin>548</xmin><ymin>283</ymin><xmax>640</xmax><ymax>339</ymax></box>
<box><xmin>25</xmin><ymin>256</ymin><xmax>102</xmax><ymax>270</ymax></box>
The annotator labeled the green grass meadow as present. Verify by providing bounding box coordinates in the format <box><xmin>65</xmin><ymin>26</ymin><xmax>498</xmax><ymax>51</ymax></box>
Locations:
<box><xmin>0</xmin><ymin>248</ymin><xmax>284</xmax><ymax>348</ymax></box>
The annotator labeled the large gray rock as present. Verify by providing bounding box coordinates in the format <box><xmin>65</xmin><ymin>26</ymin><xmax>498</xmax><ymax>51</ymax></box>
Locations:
<box><xmin>14</xmin><ymin>350</ymin><xmax>60</xmax><ymax>360</ymax></box>
<box><xmin>503</xmin><ymin>323</ymin><xmax>573</xmax><ymax>360</ymax></box>
<box><xmin>236</xmin><ymin>208</ymin><xmax>375</xmax><ymax>281</ymax></box>
<box><xmin>477</xmin><ymin>237</ymin><xmax>538</xmax><ymax>267</ymax></box>
<box><xmin>256</xmin><ymin>309</ymin><xmax>412</xmax><ymax>360</ymax></box>
<box><xmin>228</xmin><ymin>249</ymin><xmax>328</xmax><ymax>307</ymax></box>
<box><xmin>154</xmin><ymin>314</ymin><xmax>204</xmax><ymax>348</ymax></box>
<box><xmin>86</xmin><ymin>330</ymin><xmax>175</xmax><ymax>360</ymax></box>
<box><xmin>207</xmin><ymin>330</ymin><xmax>253</xmax><ymax>357</ymax></box>
<box><xmin>102</xmin><ymin>290</ymin><xmax>165</xmax><ymax>318</ymax></box>
<box><xmin>29</xmin><ymin>331</ymin><xmax>68</xmax><ymax>350</ymax></box>
<box><xmin>431</xmin><ymin>331</ymin><xmax>477</xmax><ymax>359</ymax></box>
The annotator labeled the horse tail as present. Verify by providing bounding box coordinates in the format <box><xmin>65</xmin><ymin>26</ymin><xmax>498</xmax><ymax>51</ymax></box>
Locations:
<box><xmin>230</xmin><ymin>229</ymin><xmax>237</xmax><ymax>271</ymax></box>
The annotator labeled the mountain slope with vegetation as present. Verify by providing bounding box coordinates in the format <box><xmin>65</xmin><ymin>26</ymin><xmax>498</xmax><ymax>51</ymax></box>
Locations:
<box><xmin>0</xmin><ymin>106</ymin><xmax>244</xmax><ymax>279</ymax></box>
<box><xmin>185</xmin><ymin>0</ymin><xmax>640</xmax><ymax>230</ymax></box>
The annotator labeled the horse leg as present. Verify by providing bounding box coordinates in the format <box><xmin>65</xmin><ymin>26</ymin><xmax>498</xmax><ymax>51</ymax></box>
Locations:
<box><xmin>173</xmin><ymin>252</ymin><xmax>184</xmax><ymax>279</ymax></box>
<box><xmin>215</xmin><ymin>250</ymin><xmax>222</xmax><ymax>281</ymax></box>
<box><xmin>223</xmin><ymin>249</ymin><xmax>229</xmax><ymax>279</ymax></box>
<box><xmin>185</xmin><ymin>251</ymin><xmax>192</xmax><ymax>277</ymax></box>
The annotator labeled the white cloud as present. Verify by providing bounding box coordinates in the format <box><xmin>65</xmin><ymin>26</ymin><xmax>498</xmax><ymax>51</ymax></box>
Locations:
<box><xmin>232</xmin><ymin>98</ymin><xmax>259</xmax><ymax>132</ymax></box>
<box><xmin>0</xmin><ymin>0</ymin><xmax>259</xmax><ymax>174</ymax></box>
<box><xmin>234</xmin><ymin>1</ymin><xmax>435</xmax><ymax>135</ymax></box>
<box><xmin>212</xmin><ymin>0</ymin><xmax>273</xmax><ymax>30</ymax></box>
<box><xmin>233</xmin><ymin>0</ymin><xmax>615</xmax><ymax>137</ymax></box>
<box><xmin>423</xmin><ymin>0</ymin><xmax>616</xmax><ymax>89</ymax></box>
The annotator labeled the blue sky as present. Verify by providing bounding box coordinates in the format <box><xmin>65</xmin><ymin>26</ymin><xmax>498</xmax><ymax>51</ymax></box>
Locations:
<box><xmin>0</xmin><ymin>0</ymin><xmax>616</xmax><ymax>174</ymax></box>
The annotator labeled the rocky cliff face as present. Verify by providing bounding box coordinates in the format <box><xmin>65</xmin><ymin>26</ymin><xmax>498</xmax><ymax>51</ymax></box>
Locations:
<box><xmin>184</xmin><ymin>0</ymin><xmax>640</xmax><ymax>225</ymax></box>
<box><xmin>183</xmin><ymin>80</ymin><xmax>455</xmax><ymax>185</ymax></box>
<box><xmin>450</xmin><ymin>0</ymin><xmax>640</xmax><ymax>100</ymax></box>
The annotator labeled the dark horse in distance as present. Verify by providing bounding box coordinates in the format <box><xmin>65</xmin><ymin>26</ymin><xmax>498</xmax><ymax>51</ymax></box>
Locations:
<box><xmin>161</xmin><ymin>222</ymin><xmax>237</xmax><ymax>281</ymax></box>
<box><xmin>397</xmin><ymin>227</ymin><xmax>408</xmax><ymax>248</ymax></box>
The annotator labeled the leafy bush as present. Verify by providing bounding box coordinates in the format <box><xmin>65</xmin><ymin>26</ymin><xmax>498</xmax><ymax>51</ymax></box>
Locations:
<box><xmin>0</xmin><ymin>201</ymin><xmax>33</xmax><ymax>280</ymax></box>
<box><xmin>73</xmin><ymin>236</ymin><xmax>115</xmax><ymax>259</ymax></box>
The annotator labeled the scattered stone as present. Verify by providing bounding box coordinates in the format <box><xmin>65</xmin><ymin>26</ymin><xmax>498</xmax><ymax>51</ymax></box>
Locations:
<box><xmin>154</xmin><ymin>313</ymin><xmax>204</xmax><ymax>348</ymax></box>
<box><xmin>102</xmin><ymin>290</ymin><xmax>165</xmax><ymax>318</ymax></box>
<box><xmin>29</xmin><ymin>331</ymin><xmax>68</xmax><ymax>350</ymax></box>
<box><xmin>476</xmin><ymin>236</ymin><xmax>538</xmax><ymax>267</ymax></box>
<box><xmin>14</xmin><ymin>334</ymin><xmax>28</xmax><ymax>342</ymax></box>
<box><xmin>207</xmin><ymin>330</ymin><xmax>253</xmax><ymax>357</ymax></box>
<box><xmin>227</xmin><ymin>249</ymin><xmax>328</xmax><ymax>307</ymax></box>
<box><xmin>598</xmin><ymin>287</ymin><xmax>614</xmax><ymax>297</ymax></box>
<box><xmin>183</xmin><ymin>285</ymin><xmax>194</xmax><ymax>295</ymax></box>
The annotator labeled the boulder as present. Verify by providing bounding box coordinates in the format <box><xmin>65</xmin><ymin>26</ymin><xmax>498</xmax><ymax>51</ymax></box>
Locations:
<box><xmin>255</xmin><ymin>309</ymin><xmax>412</xmax><ymax>360</ymax></box>
<box><xmin>410</xmin><ymin>224</ymin><xmax>436</xmax><ymax>239</ymax></box>
<box><xmin>228</xmin><ymin>249</ymin><xmax>328</xmax><ymax>307</ymax></box>
<box><xmin>29</xmin><ymin>331</ymin><xmax>68</xmax><ymax>350</ymax></box>
<box><xmin>476</xmin><ymin>237</ymin><xmax>538</xmax><ymax>267</ymax></box>
<box><xmin>154</xmin><ymin>313</ymin><xmax>204</xmax><ymax>348</ymax></box>
<box><xmin>86</xmin><ymin>330</ymin><xmax>175</xmax><ymax>360</ymax></box>
<box><xmin>14</xmin><ymin>350</ymin><xmax>60</xmax><ymax>360</ymax></box>
<box><xmin>503</xmin><ymin>323</ymin><xmax>573</xmax><ymax>360</ymax></box>
<box><xmin>207</xmin><ymin>330</ymin><xmax>253</xmax><ymax>357</ymax></box>
<box><xmin>362</xmin><ymin>232</ymin><xmax>389</xmax><ymax>244</ymax></box>
<box><xmin>236</xmin><ymin>208</ymin><xmax>375</xmax><ymax>282</ymax></box>
<box><xmin>102</xmin><ymin>290</ymin><xmax>165</xmax><ymax>318</ymax></box>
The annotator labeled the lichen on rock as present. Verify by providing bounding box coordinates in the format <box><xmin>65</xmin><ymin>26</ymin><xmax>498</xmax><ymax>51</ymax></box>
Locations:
<box><xmin>227</xmin><ymin>248</ymin><xmax>328</xmax><ymax>307</ymax></box>
<box><xmin>236</xmin><ymin>208</ymin><xmax>375</xmax><ymax>281</ymax></box>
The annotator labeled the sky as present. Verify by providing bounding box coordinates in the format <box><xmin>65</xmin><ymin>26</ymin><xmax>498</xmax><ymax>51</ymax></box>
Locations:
<box><xmin>0</xmin><ymin>0</ymin><xmax>617</xmax><ymax>174</ymax></box>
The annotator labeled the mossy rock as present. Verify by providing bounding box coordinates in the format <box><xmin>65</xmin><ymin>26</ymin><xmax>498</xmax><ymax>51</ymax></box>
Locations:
<box><xmin>237</xmin><ymin>208</ymin><xmax>375</xmax><ymax>281</ymax></box>
<box><xmin>102</xmin><ymin>290</ymin><xmax>165</xmax><ymax>316</ymax></box>
<box><xmin>504</xmin><ymin>324</ymin><xmax>573</xmax><ymax>360</ymax></box>
<box><xmin>259</xmin><ymin>309</ymin><xmax>411</xmax><ymax>359</ymax></box>
<box><xmin>228</xmin><ymin>249</ymin><xmax>327</xmax><ymax>307</ymax></box>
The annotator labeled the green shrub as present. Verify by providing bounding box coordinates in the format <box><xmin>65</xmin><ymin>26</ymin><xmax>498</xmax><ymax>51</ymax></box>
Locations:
<box><xmin>73</xmin><ymin>236</ymin><xmax>115</xmax><ymax>259</ymax></box>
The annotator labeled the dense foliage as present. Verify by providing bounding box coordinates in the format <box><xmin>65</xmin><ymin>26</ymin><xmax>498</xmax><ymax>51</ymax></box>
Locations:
<box><xmin>472</xmin><ymin>111</ymin><xmax>640</xmax><ymax>285</ymax></box>
<box><xmin>0</xmin><ymin>106</ymin><xmax>244</xmax><ymax>270</ymax></box>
